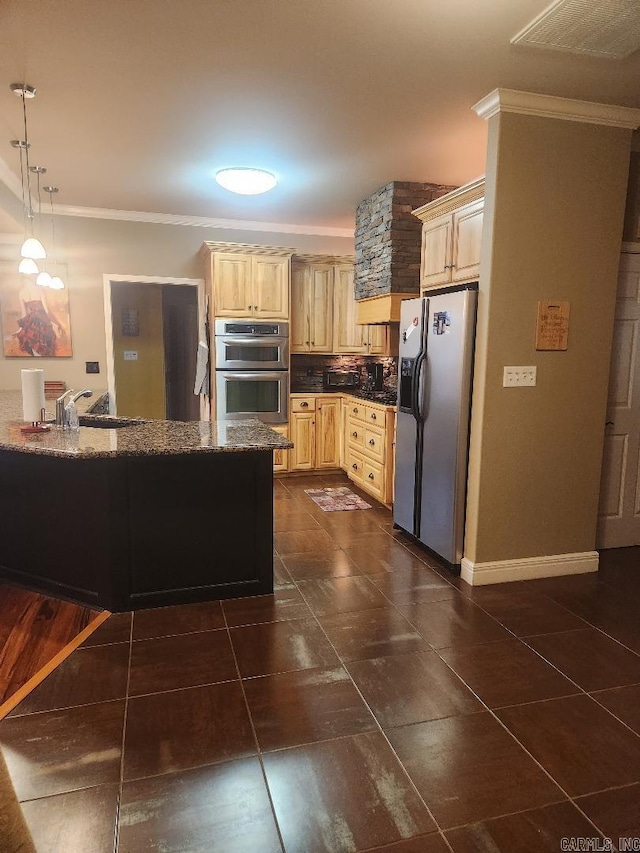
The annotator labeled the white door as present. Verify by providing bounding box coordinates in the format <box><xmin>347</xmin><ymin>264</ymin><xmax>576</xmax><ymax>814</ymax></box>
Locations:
<box><xmin>598</xmin><ymin>250</ymin><xmax>640</xmax><ymax>548</ymax></box>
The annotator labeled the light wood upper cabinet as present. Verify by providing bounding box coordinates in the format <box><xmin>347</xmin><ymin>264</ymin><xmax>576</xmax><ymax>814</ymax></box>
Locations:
<box><xmin>252</xmin><ymin>255</ymin><xmax>289</xmax><ymax>318</ymax></box>
<box><xmin>291</xmin><ymin>260</ymin><xmax>334</xmax><ymax>353</ymax></box>
<box><xmin>364</xmin><ymin>324</ymin><xmax>387</xmax><ymax>355</ymax></box>
<box><xmin>214</xmin><ymin>254</ymin><xmax>253</xmax><ymax>316</ymax></box>
<box><xmin>452</xmin><ymin>200</ymin><xmax>484</xmax><ymax>283</ymax></box>
<box><xmin>201</xmin><ymin>242</ymin><xmax>294</xmax><ymax>320</ymax></box>
<box><xmin>333</xmin><ymin>264</ymin><xmax>364</xmax><ymax>353</ymax></box>
<box><xmin>414</xmin><ymin>177</ymin><xmax>484</xmax><ymax>291</ymax></box>
<box><xmin>421</xmin><ymin>216</ymin><xmax>453</xmax><ymax>287</ymax></box>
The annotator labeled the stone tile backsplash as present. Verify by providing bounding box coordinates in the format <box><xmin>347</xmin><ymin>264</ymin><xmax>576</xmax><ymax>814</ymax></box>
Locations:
<box><xmin>290</xmin><ymin>354</ymin><xmax>398</xmax><ymax>394</ymax></box>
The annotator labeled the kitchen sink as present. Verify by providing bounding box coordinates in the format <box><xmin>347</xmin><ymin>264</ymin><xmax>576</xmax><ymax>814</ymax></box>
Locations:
<box><xmin>78</xmin><ymin>416</ymin><xmax>149</xmax><ymax>429</ymax></box>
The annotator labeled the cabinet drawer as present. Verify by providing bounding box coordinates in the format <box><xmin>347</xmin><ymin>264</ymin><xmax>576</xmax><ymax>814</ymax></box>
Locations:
<box><xmin>347</xmin><ymin>400</ymin><xmax>366</xmax><ymax>422</ymax></box>
<box><xmin>363</xmin><ymin>425</ymin><xmax>385</xmax><ymax>463</ymax></box>
<box><xmin>362</xmin><ymin>457</ymin><xmax>384</xmax><ymax>500</ymax></box>
<box><xmin>347</xmin><ymin>417</ymin><xmax>365</xmax><ymax>448</ymax></box>
<box><xmin>346</xmin><ymin>447</ymin><xmax>365</xmax><ymax>482</ymax></box>
<box><xmin>365</xmin><ymin>405</ymin><xmax>385</xmax><ymax>426</ymax></box>
<box><xmin>291</xmin><ymin>396</ymin><xmax>316</xmax><ymax>413</ymax></box>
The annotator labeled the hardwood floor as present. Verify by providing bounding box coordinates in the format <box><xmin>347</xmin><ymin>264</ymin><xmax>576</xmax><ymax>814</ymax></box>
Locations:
<box><xmin>0</xmin><ymin>583</ymin><xmax>104</xmax><ymax>717</ymax></box>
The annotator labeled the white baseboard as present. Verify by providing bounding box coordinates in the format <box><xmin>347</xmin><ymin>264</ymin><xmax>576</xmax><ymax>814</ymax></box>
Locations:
<box><xmin>460</xmin><ymin>551</ymin><xmax>599</xmax><ymax>586</ymax></box>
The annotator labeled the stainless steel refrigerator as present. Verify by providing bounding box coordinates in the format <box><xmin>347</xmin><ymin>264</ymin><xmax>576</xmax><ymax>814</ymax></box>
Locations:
<box><xmin>393</xmin><ymin>286</ymin><xmax>477</xmax><ymax>568</ymax></box>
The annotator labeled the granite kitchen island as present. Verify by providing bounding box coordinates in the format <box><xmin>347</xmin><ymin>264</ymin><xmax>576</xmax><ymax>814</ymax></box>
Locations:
<box><xmin>0</xmin><ymin>411</ymin><xmax>292</xmax><ymax>612</ymax></box>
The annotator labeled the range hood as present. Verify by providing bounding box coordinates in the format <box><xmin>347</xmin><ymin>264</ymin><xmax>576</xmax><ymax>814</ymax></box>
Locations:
<box><xmin>354</xmin><ymin>180</ymin><xmax>456</xmax><ymax>324</ymax></box>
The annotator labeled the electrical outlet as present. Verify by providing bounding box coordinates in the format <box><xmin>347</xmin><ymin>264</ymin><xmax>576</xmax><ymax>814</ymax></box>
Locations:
<box><xmin>503</xmin><ymin>366</ymin><xmax>537</xmax><ymax>387</ymax></box>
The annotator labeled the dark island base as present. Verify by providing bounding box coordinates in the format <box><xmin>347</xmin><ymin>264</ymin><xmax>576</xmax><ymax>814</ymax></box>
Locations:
<box><xmin>0</xmin><ymin>449</ymin><xmax>274</xmax><ymax>612</ymax></box>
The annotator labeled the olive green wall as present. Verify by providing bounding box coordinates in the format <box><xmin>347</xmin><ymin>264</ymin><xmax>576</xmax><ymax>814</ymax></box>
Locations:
<box><xmin>111</xmin><ymin>282</ymin><xmax>166</xmax><ymax>419</ymax></box>
<box><xmin>465</xmin><ymin>112</ymin><xmax>632</xmax><ymax>564</ymax></box>
<box><xmin>0</xmin><ymin>212</ymin><xmax>354</xmax><ymax>390</ymax></box>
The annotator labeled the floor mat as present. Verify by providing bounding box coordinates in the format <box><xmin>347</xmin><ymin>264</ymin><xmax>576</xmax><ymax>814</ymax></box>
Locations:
<box><xmin>304</xmin><ymin>486</ymin><xmax>372</xmax><ymax>511</ymax></box>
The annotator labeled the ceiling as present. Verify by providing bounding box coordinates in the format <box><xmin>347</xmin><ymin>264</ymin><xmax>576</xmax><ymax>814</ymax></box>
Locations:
<box><xmin>0</xmin><ymin>0</ymin><xmax>639</xmax><ymax>234</ymax></box>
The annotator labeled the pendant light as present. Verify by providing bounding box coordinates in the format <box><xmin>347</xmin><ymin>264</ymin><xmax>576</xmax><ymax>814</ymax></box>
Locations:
<box><xmin>44</xmin><ymin>186</ymin><xmax>65</xmax><ymax>290</ymax></box>
<box><xmin>10</xmin><ymin>83</ymin><xmax>46</xmax><ymax>261</ymax></box>
<box><xmin>30</xmin><ymin>166</ymin><xmax>52</xmax><ymax>287</ymax></box>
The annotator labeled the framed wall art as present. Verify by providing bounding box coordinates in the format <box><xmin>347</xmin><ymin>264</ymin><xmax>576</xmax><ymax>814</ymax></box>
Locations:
<box><xmin>0</xmin><ymin>266</ymin><xmax>73</xmax><ymax>358</ymax></box>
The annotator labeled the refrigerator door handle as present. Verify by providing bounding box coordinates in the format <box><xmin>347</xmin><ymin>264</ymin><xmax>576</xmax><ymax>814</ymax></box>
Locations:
<box><xmin>411</xmin><ymin>351</ymin><xmax>426</xmax><ymax>422</ymax></box>
<box><xmin>411</xmin><ymin>298</ymin><xmax>430</xmax><ymax>423</ymax></box>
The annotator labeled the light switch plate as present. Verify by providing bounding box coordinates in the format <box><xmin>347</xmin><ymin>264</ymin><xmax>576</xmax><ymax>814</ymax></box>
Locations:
<box><xmin>503</xmin><ymin>366</ymin><xmax>537</xmax><ymax>387</ymax></box>
<box><xmin>124</xmin><ymin>350</ymin><xmax>138</xmax><ymax>361</ymax></box>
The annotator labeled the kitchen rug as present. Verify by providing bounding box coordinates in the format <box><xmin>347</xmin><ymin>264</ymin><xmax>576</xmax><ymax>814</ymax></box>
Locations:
<box><xmin>304</xmin><ymin>486</ymin><xmax>372</xmax><ymax>512</ymax></box>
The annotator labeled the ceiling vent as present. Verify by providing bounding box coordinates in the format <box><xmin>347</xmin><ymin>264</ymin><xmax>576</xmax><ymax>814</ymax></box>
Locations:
<box><xmin>511</xmin><ymin>0</ymin><xmax>640</xmax><ymax>60</ymax></box>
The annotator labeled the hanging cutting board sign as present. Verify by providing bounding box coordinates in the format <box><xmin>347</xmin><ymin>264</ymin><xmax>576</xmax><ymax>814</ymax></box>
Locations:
<box><xmin>535</xmin><ymin>300</ymin><xmax>570</xmax><ymax>351</ymax></box>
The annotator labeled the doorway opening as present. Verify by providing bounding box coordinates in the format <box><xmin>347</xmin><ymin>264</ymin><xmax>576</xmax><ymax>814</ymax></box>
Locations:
<box><xmin>103</xmin><ymin>275</ymin><xmax>206</xmax><ymax>421</ymax></box>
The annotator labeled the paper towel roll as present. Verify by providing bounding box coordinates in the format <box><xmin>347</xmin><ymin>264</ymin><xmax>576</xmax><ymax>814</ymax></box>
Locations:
<box><xmin>21</xmin><ymin>369</ymin><xmax>45</xmax><ymax>423</ymax></box>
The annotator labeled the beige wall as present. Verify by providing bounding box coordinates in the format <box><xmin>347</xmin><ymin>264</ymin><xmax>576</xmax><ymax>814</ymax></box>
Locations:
<box><xmin>465</xmin><ymin>112</ymin><xmax>632</xmax><ymax>564</ymax></box>
<box><xmin>0</xmin><ymin>212</ymin><xmax>354</xmax><ymax>391</ymax></box>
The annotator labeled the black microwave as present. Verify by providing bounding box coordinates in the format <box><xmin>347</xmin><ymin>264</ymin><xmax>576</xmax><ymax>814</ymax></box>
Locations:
<box><xmin>324</xmin><ymin>370</ymin><xmax>359</xmax><ymax>391</ymax></box>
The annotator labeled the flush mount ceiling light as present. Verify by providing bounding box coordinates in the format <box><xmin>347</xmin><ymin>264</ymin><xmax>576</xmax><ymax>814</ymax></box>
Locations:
<box><xmin>215</xmin><ymin>168</ymin><xmax>277</xmax><ymax>195</ymax></box>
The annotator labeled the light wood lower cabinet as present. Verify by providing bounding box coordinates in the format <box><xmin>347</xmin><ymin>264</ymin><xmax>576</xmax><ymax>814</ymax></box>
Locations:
<box><xmin>288</xmin><ymin>394</ymin><xmax>395</xmax><ymax>504</ymax></box>
<box><xmin>271</xmin><ymin>425</ymin><xmax>289</xmax><ymax>473</ymax></box>
<box><xmin>342</xmin><ymin>399</ymin><xmax>395</xmax><ymax>505</ymax></box>
<box><xmin>289</xmin><ymin>395</ymin><xmax>341</xmax><ymax>471</ymax></box>
<box><xmin>316</xmin><ymin>398</ymin><xmax>341</xmax><ymax>468</ymax></box>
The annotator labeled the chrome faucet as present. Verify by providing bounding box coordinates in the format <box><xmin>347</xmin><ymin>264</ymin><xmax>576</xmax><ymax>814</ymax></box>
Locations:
<box><xmin>55</xmin><ymin>390</ymin><xmax>73</xmax><ymax>426</ymax></box>
<box><xmin>55</xmin><ymin>389</ymin><xmax>93</xmax><ymax>427</ymax></box>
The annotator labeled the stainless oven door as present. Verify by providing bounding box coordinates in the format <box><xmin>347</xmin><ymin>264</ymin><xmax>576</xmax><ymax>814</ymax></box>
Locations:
<box><xmin>215</xmin><ymin>371</ymin><xmax>289</xmax><ymax>423</ymax></box>
<box><xmin>214</xmin><ymin>335</ymin><xmax>289</xmax><ymax>370</ymax></box>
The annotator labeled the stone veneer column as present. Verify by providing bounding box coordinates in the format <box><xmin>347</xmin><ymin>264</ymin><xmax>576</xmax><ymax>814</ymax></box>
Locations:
<box><xmin>354</xmin><ymin>181</ymin><xmax>456</xmax><ymax>300</ymax></box>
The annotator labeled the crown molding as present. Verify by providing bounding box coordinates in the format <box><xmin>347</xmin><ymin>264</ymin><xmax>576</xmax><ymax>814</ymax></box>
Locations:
<box><xmin>413</xmin><ymin>176</ymin><xmax>485</xmax><ymax>221</ymax></box>
<box><xmin>473</xmin><ymin>88</ymin><xmax>640</xmax><ymax>129</ymax></box>
<box><xmin>292</xmin><ymin>253</ymin><xmax>355</xmax><ymax>265</ymax></box>
<box><xmin>200</xmin><ymin>241</ymin><xmax>296</xmax><ymax>257</ymax></box>
<box><xmin>0</xmin><ymin>154</ymin><xmax>354</xmax><ymax>239</ymax></box>
<box><xmin>55</xmin><ymin>203</ymin><xmax>354</xmax><ymax>238</ymax></box>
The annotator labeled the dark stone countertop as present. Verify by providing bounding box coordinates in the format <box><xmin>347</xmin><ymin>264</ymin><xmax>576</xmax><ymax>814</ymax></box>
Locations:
<box><xmin>291</xmin><ymin>388</ymin><xmax>398</xmax><ymax>409</ymax></box>
<box><xmin>0</xmin><ymin>392</ymin><xmax>293</xmax><ymax>458</ymax></box>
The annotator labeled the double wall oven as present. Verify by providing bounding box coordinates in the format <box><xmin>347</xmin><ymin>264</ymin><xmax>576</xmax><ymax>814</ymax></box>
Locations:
<box><xmin>214</xmin><ymin>319</ymin><xmax>289</xmax><ymax>423</ymax></box>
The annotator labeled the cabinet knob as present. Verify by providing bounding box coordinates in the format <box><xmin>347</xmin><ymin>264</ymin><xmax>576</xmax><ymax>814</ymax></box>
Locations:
<box><xmin>443</xmin><ymin>264</ymin><xmax>454</xmax><ymax>270</ymax></box>
<box><xmin>247</xmin><ymin>304</ymin><xmax>252</xmax><ymax>309</ymax></box>
<box><xmin>369</xmin><ymin>438</ymin><xmax>375</xmax><ymax>446</ymax></box>
<box><xmin>370</xmin><ymin>413</ymin><xmax>376</xmax><ymax>420</ymax></box>
<box><xmin>352</xmin><ymin>463</ymin><xmax>358</xmax><ymax>470</ymax></box>
<box><xmin>300</xmin><ymin>402</ymin><xmax>309</xmax><ymax>408</ymax></box>
<box><xmin>352</xmin><ymin>431</ymin><xmax>358</xmax><ymax>438</ymax></box>
<box><xmin>353</xmin><ymin>407</ymin><xmax>358</xmax><ymax>414</ymax></box>
<box><xmin>368</xmin><ymin>472</ymin><xmax>374</xmax><ymax>480</ymax></box>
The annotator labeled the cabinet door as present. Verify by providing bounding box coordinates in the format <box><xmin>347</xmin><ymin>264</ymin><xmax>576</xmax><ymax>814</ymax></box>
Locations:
<box><xmin>290</xmin><ymin>264</ymin><xmax>310</xmax><ymax>353</ymax></box>
<box><xmin>290</xmin><ymin>412</ymin><xmax>315</xmax><ymax>470</ymax></box>
<box><xmin>271</xmin><ymin>425</ymin><xmax>289</xmax><ymax>473</ymax></box>
<box><xmin>365</xmin><ymin>324</ymin><xmax>387</xmax><ymax>355</ymax></box>
<box><xmin>452</xmin><ymin>200</ymin><xmax>483</xmax><ymax>283</ymax></box>
<box><xmin>213</xmin><ymin>254</ymin><xmax>252</xmax><ymax>316</ymax></box>
<box><xmin>421</xmin><ymin>214</ymin><xmax>453</xmax><ymax>288</ymax></box>
<box><xmin>252</xmin><ymin>256</ymin><xmax>289</xmax><ymax>319</ymax></box>
<box><xmin>309</xmin><ymin>264</ymin><xmax>334</xmax><ymax>353</ymax></box>
<box><xmin>316</xmin><ymin>398</ymin><xmax>340</xmax><ymax>468</ymax></box>
<box><xmin>333</xmin><ymin>264</ymin><xmax>365</xmax><ymax>353</ymax></box>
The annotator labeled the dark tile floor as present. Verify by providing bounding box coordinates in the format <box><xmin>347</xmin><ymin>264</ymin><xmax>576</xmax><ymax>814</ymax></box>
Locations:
<box><xmin>1</xmin><ymin>471</ymin><xmax>640</xmax><ymax>852</ymax></box>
